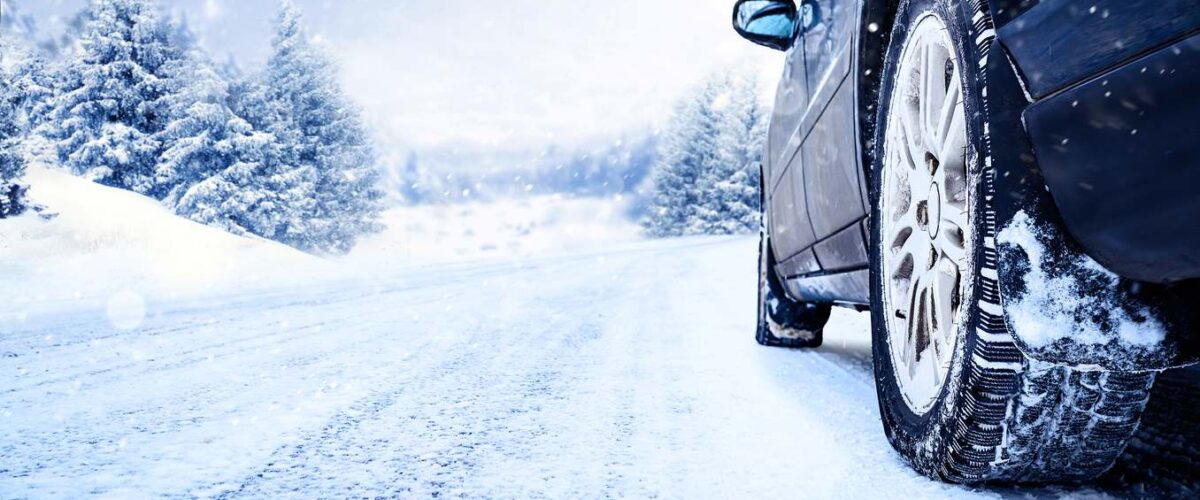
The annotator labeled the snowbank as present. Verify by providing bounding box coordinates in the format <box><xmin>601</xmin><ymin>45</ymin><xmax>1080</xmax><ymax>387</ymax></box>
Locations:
<box><xmin>0</xmin><ymin>165</ymin><xmax>325</xmax><ymax>319</ymax></box>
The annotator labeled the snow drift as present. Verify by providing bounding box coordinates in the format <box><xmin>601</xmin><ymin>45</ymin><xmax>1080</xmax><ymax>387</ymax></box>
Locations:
<box><xmin>0</xmin><ymin>165</ymin><xmax>324</xmax><ymax>321</ymax></box>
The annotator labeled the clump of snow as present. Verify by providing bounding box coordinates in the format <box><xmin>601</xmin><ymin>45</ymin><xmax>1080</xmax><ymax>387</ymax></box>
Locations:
<box><xmin>997</xmin><ymin>210</ymin><xmax>1165</xmax><ymax>348</ymax></box>
<box><xmin>0</xmin><ymin>165</ymin><xmax>327</xmax><ymax>318</ymax></box>
<box><xmin>349</xmin><ymin>195</ymin><xmax>641</xmax><ymax>264</ymax></box>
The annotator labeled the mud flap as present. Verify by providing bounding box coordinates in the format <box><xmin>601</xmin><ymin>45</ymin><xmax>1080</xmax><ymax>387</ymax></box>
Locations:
<box><xmin>986</xmin><ymin>41</ymin><xmax>1200</xmax><ymax>371</ymax></box>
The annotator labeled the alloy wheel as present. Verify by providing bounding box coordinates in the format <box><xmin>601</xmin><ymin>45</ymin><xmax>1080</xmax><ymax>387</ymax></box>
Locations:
<box><xmin>880</xmin><ymin>13</ymin><xmax>972</xmax><ymax>416</ymax></box>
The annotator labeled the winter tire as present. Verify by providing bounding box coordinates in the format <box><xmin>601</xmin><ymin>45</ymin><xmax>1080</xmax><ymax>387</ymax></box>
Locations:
<box><xmin>757</xmin><ymin>203</ymin><xmax>830</xmax><ymax>348</ymax></box>
<box><xmin>868</xmin><ymin>0</ymin><xmax>1155</xmax><ymax>483</ymax></box>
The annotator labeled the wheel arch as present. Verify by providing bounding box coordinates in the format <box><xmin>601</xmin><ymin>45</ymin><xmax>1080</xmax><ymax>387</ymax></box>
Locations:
<box><xmin>854</xmin><ymin>0</ymin><xmax>903</xmax><ymax>202</ymax></box>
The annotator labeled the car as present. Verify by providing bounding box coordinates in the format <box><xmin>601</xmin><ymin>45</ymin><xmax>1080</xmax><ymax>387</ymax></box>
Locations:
<box><xmin>733</xmin><ymin>0</ymin><xmax>1200</xmax><ymax>484</ymax></box>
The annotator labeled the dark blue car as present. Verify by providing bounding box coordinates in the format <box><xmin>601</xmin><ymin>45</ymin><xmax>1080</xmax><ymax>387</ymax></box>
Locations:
<box><xmin>733</xmin><ymin>0</ymin><xmax>1199</xmax><ymax>484</ymax></box>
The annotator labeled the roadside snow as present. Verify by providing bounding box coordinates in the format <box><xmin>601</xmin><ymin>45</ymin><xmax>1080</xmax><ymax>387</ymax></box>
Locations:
<box><xmin>0</xmin><ymin>165</ymin><xmax>326</xmax><ymax>322</ymax></box>
<box><xmin>0</xmin><ymin>165</ymin><xmax>642</xmax><ymax>325</ymax></box>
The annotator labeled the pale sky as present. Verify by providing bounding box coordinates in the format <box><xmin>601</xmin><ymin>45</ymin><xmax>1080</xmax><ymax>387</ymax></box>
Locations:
<box><xmin>14</xmin><ymin>0</ymin><xmax>783</xmax><ymax>154</ymax></box>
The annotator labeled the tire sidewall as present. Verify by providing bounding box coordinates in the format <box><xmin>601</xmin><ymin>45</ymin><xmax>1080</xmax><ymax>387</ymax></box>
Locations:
<box><xmin>868</xmin><ymin>0</ymin><xmax>991</xmax><ymax>472</ymax></box>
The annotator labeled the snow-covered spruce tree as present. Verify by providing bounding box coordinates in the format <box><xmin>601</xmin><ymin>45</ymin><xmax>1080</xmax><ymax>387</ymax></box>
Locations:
<box><xmin>154</xmin><ymin>19</ymin><xmax>252</xmax><ymax>206</ymax></box>
<box><xmin>43</xmin><ymin>0</ymin><xmax>184</xmax><ymax>195</ymax></box>
<box><xmin>155</xmin><ymin>61</ymin><xmax>251</xmax><ymax>200</ymax></box>
<box><xmin>705</xmin><ymin>71</ymin><xmax>766</xmax><ymax>234</ymax></box>
<box><xmin>643</xmin><ymin>72</ymin><xmax>735</xmax><ymax>236</ymax></box>
<box><xmin>643</xmin><ymin>68</ymin><xmax>768</xmax><ymax>237</ymax></box>
<box><xmin>1</xmin><ymin>70</ymin><xmax>28</xmax><ymax>218</ymax></box>
<box><xmin>160</xmin><ymin>27</ymin><xmax>315</xmax><ymax>243</ymax></box>
<box><xmin>0</xmin><ymin>0</ymin><xmax>49</xmax><ymax>218</ymax></box>
<box><xmin>1</xmin><ymin>0</ymin><xmax>54</xmax><ymax>135</ymax></box>
<box><xmin>172</xmin><ymin>127</ymin><xmax>313</xmax><ymax>240</ymax></box>
<box><xmin>256</xmin><ymin>0</ymin><xmax>383</xmax><ymax>253</ymax></box>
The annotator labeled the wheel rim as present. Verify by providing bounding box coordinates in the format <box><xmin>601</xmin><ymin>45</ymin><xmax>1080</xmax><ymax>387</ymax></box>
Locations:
<box><xmin>880</xmin><ymin>13</ymin><xmax>971</xmax><ymax>416</ymax></box>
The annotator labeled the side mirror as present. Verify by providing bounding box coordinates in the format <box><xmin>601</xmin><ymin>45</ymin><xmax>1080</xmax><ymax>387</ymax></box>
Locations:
<box><xmin>732</xmin><ymin>0</ymin><xmax>799</xmax><ymax>51</ymax></box>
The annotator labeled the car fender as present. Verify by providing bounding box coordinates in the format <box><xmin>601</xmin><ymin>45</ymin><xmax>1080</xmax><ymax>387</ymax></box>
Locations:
<box><xmin>984</xmin><ymin>40</ymin><xmax>1200</xmax><ymax>371</ymax></box>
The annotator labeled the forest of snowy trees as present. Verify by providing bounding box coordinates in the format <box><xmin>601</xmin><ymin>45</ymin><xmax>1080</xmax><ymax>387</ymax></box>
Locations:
<box><xmin>0</xmin><ymin>0</ymin><xmax>382</xmax><ymax>254</ymax></box>
<box><xmin>642</xmin><ymin>70</ymin><xmax>767</xmax><ymax>237</ymax></box>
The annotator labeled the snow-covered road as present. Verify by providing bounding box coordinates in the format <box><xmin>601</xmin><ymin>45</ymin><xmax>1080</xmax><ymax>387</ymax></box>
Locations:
<box><xmin>0</xmin><ymin>237</ymin><xmax>1186</xmax><ymax>498</ymax></box>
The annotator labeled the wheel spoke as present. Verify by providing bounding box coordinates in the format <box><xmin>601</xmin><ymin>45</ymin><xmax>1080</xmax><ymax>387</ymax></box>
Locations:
<box><xmin>897</xmin><ymin>100</ymin><xmax>928</xmax><ymax>181</ymax></box>
<box><xmin>936</xmin><ymin>68</ymin><xmax>961</xmax><ymax>151</ymax></box>
<box><xmin>905</xmin><ymin>273</ymin><xmax>927</xmax><ymax>376</ymax></box>
<box><xmin>931</xmin><ymin>262</ymin><xmax>958</xmax><ymax>337</ymax></box>
<box><xmin>938</xmin><ymin>103</ymin><xmax>967</xmax><ymax>172</ymax></box>
<box><xmin>892</xmin><ymin>220</ymin><xmax>929</xmax><ymax>272</ymax></box>
<box><xmin>918</xmin><ymin>43</ymin><xmax>932</xmax><ymax>143</ymax></box>
<box><xmin>893</xmin><ymin>200</ymin><xmax>920</xmax><ymax>234</ymax></box>
<box><xmin>920</xmin><ymin>43</ymin><xmax>947</xmax><ymax>154</ymax></box>
<box><xmin>923</xmin><ymin>278</ymin><xmax>942</xmax><ymax>387</ymax></box>
<box><xmin>936</xmin><ymin>205</ymin><xmax>969</xmax><ymax>266</ymax></box>
<box><xmin>892</xmin><ymin>211</ymin><xmax>926</xmax><ymax>270</ymax></box>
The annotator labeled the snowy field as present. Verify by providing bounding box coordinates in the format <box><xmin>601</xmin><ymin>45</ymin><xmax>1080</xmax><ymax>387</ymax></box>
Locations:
<box><xmin>0</xmin><ymin>233</ymin><xmax>1189</xmax><ymax>498</ymax></box>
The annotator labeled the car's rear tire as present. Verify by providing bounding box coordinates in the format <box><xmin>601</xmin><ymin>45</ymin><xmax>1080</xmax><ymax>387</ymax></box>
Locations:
<box><xmin>757</xmin><ymin>207</ymin><xmax>830</xmax><ymax>348</ymax></box>
<box><xmin>868</xmin><ymin>0</ymin><xmax>1155</xmax><ymax>483</ymax></box>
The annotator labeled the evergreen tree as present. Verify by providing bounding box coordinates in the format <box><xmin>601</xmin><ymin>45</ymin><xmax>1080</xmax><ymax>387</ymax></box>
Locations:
<box><xmin>172</xmin><ymin>127</ymin><xmax>310</xmax><ymax>240</ymax></box>
<box><xmin>706</xmin><ymin>71</ymin><xmax>766</xmax><ymax>234</ymax></box>
<box><xmin>643</xmin><ymin>74</ymin><xmax>728</xmax><ymax>236</ymax></box>
<box><xmin>0</xmin><ymin>0</ymin><xmax>54</xmax><ymax>127</ymax></box>
<box><xmin>155</xmin><ymin>56</ymin><xmax>251</xmax><ymax>205</ymax></box>
<box><xmin>643</xmin><ymin>68</ymin><xmax>768</xmax><ymax>237</ymax></box>
<box><xmin>0</xmin><ymin>0</ymin><xmax>45</xmax><ymax>218</ymax></box>
<box><xmin>258</xmin><ymin>0</ymin><xmax>382</xmax><ymax>253</ymax></box>
<box><xmin>157</xmin><ymin>19</ymin><xmax>310</xmax><ymax>243</ymax></box>
<box><xmin>43</xmin><ymin>0</ymin><xmax>184</xmax><ymax>195</ymax></box>
<box><xmin>1</xmin><ymin>67</ymin><xmax>28</xmax><ymax>218</ymax></box>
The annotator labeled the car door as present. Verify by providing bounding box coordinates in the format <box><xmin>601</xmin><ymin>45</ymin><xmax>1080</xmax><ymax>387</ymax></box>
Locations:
<box><xmin>766</xmin><ymin>31</ymin><xmax>822</xmax><ymax>277</ymax></box>
<box><xmin>798</xmin><ymin>0</ymin><xmax>868</xmax><ymax>274</ymax></box>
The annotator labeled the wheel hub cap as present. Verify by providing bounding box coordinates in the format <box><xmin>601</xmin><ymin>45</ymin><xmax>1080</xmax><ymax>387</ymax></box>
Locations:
<box><xmin>880</xmin><ymin>13</ymin><xmax>972</xmax><ymax>416</ymax></box>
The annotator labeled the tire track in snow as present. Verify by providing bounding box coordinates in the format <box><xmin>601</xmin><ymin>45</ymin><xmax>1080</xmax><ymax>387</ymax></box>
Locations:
<box><xmin>215</xmin><ymin>281</ymin><xmax>629</xmax><ymax>497</ymax></box>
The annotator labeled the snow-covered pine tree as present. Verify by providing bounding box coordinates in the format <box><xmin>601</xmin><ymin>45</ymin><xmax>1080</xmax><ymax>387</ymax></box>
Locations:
<box><xmin>707</xmin><ymin>70</ymin><xmax>766</xmax><ymax>234</ymax></box>
<box><xmin>172</xmin><ymin>124</ymin><xmax>313</xmax><ymax>241</ymax></box>
<box><xmin>643</xmin><ymin>73</ymin><xmax>729</xmax><ymax>237</ymax></box>
<box><xmin>0</xmin><ymin>66</ymin><xmax>28</xmax><ymax>218</ymax></box>
<box><xmin>258</xmin><ymin>0</ymin><xmax>382</xmax><ymax>253</ymax></box>
<box><xmin>0</xmin><ymin>0</ymin><xmax>50</xmax><ymax>218</ymax></box>
<box><xmin>155</xmin><ymin>58</ymin><xmax>249</xmax><ymax>204</ymax></box>
<box><xmin>199</xmin><ymin>72</ymin><xmax>322</xmax><ymax>243</ymax></box>
<box><xmin>643</xmin><ymin>67</ymin><xmax>768</xmax><ymax>237</ymax></box>
<box><xmin>0</xmin><ymin>0</ymin><xmax>54</xmax><ymax>128</ymax></box>
<box><xmin>160</xmin><ymin>20</ymin><xmax>314</xmax><ymax>243</ymax></box>
<box><xmin>43</xmin><ymin>0</ymin><xmax>184</xmax><ymax>195</ymax></box>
